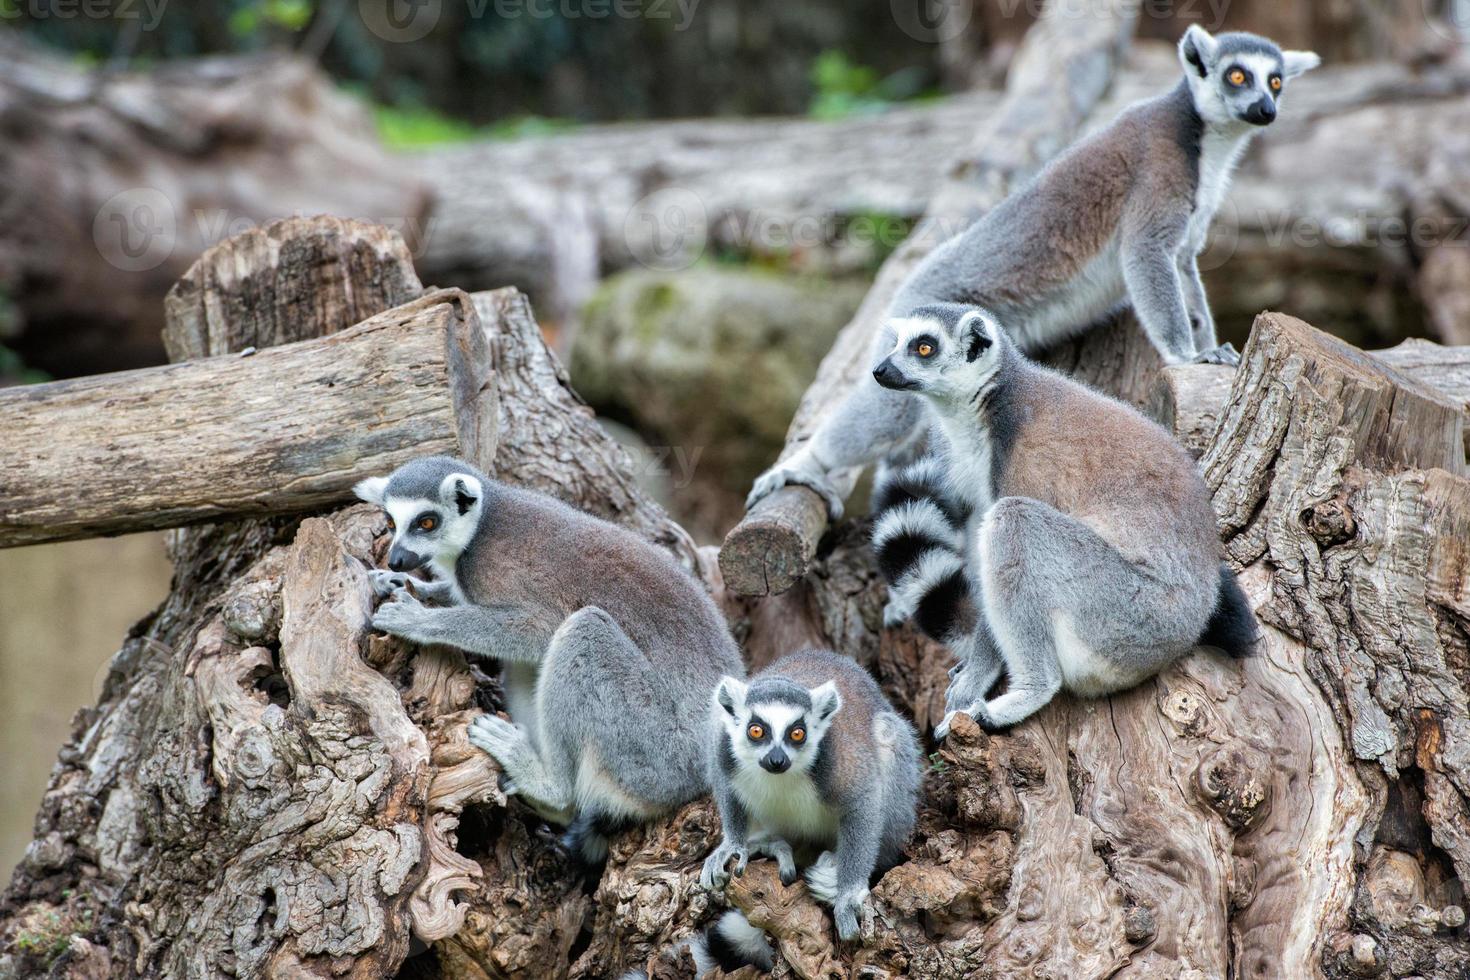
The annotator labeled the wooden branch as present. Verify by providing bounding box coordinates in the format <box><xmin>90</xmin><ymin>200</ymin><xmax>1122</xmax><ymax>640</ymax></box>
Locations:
<box><xmin>0</xmin><ymin>287</ymin><xmax>494</xmax><ymax>549</ymax></box>
<box><xmin>719</xmin><ymin>0</ymin><xmax>1139</xmax><ymax>596</ymax></box>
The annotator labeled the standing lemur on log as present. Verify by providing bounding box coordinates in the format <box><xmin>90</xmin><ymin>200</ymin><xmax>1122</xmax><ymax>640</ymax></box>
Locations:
<box><xmin>355</xmin><ymin>456</ymin><xmax>745</xmax><ymax>863</ymax></box>
<box><xmin>870</xmin><ymin>304</ymin><xmax>1258</xmax><ymax>736</ymax></box>
<box><xmin>746</xmin><ymin>27</ymin><xmax>1320</xmax><ymax>522</ymax></box>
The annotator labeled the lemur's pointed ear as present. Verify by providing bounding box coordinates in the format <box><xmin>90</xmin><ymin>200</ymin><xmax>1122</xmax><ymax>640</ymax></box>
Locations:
<box><xmin>809</xmin><ymin>681</ymin><xmax>843</xmax><ymax>723</ymax></box>
<box><xmin>960</xmin><ymin>310</ymin><xmax>994</xmax><ymax>362</ymax></box>
<box><xmin>353</xmin><ymin>476</ymin><xmax>389</xmax><ymax>505</ymax></box>
<box><xmin>1281</xmin><ymin>49</ymin><xmax>1320</xmax><ymax>79</ymax></box>
<box><xmin>714</xmin><ymin>677</ymin><xmax>747</xmax><ymax>718</ymax></box>
<box><xmin>439</xmin><ymin>473</ymin><xmax>482</xmax><ymax>516</ymax></box>
<box><xmin>1179</xmin><ymin>24</ymin><xmax>1216</xmax><ymax>77</ymax></box>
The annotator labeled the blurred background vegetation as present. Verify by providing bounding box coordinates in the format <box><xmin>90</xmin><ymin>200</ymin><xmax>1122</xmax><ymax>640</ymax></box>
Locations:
<box><xmin>6</xmin><ymin>0</ymin><xmax>946</xmax><ymax>137</ymax></box>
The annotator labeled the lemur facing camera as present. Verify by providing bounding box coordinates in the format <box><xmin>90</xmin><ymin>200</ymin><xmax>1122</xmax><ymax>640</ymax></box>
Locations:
<box><xmin>700</xmin><ymin>649</ymin><xmax>922</xmax><ymax>949</ymax></box>
<box><xmin>355</xmin><ymin>456</ymin><xmax>745</xmax><ymax>863</ymax></box>
<box><xmin>870</xmin><ymin>306</ymin><xmax>1256</xmax><ymax>736</ymax></box>
<box><xmin>747</xmin><ymin>27</ymin><xmax>1319</xmax><ymax>521</ymax></box>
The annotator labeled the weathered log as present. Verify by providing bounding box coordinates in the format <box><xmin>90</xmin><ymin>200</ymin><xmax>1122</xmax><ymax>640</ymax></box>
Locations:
<box><xmin>719</xmin><ymin>0</ymin><xmax>1139</xmax><ymax>596</ymax></box>
<box><xmin>415</xmin><ymin>93</ymin><xmax>1001</xmax><ymax>333</ymax></box>
<box><xmin>0</xmin><ymin>285</ymin><xmax>495</xmax><ymax>549</ymax></box>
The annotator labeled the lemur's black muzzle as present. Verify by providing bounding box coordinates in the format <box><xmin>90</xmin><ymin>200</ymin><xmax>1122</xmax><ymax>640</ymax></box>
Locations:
<box><xmin>760</xmin><ymin>747</ymin><xmax>791</xmax><ymax>774</ymax></box>
<box><xmin>1243</xmin><ymin>97</ymin><xmax>1276</xmax><ymax>126</ymax></box>
<box><xmin>872</xmin><ymin>358</ymin><xmax>918</xmax><ymax>391</ymax></box>
<box><xmin>388</xmin><ymin>543</ymin><xmax>428</xmax><ymax>572</ymax></box>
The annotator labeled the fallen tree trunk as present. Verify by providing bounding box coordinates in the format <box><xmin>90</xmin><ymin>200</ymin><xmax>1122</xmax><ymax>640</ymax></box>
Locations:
<box><xmin>0</xmin><ymin>281</ymin><xmax>494</xmax><ymax>548</ymax></box>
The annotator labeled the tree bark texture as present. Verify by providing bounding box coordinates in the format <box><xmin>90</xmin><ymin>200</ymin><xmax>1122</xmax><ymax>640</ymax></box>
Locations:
<box><xmin>4</xmin><ymin>208</ymin><xmax>1468</xmax><ymax>978</ymax></box>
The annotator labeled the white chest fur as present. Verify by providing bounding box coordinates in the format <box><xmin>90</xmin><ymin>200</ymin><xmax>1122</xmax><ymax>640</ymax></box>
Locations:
<box><xmin>1186</xmin><ymin>129</ymin><xmax>1252</xmax><ymax>254</ymax></box>
<box><xmin>734</xmin><ymin>765</ymin><xmax>839</xmax><ymax>845</ymax></box>
<box><xmin>935</xmin><ymin>412</ymin><xmax>996</xmax><ymax>514</ymax></box>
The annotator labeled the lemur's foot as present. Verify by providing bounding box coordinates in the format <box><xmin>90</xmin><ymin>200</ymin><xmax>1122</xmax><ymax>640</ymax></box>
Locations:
<box><xmin>699</xmin><ymin>840</ymin><xmax>750</xmax><ymax>892</ymax></box>
<box><xmin>833</xmin><ymin>887</ymin><xmax>873</xmax><ymax>942</ymax></box>
<box><xmin>1190</xmin><ymin>343</ymin><xmax>1240</xmax><ymax>367</ymax></box>
<box><xmin>467</xmin><ymin>714</ymin><xmax>536</xmax><ymax>786</ymax></box>
<box><xmin>746</xmin><ymin>452</ymin><xmax>845</xmax><ymax>521</ymax></box>
<box><xmin>802</xmin><ymin>851</ymin><xmax>839</xmax><ymax>904</ymax></box>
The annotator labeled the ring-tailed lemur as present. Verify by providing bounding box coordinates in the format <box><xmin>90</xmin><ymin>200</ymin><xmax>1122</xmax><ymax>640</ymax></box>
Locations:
<box><xmin>747</xmin><ymin>27</ymin><xmax>1320</xmax><ymax>522</ymax></box>
<box><xmin>354</xmin><ymin>456</ymin><xmax>745</xmax><ymax>862</ymax></box>
<box><xmin>869</xmin><ymin>305</ymin><xmax>1256</xmax><ymax>736</ymax></box>
<box><xmin>699</xmin><ymin>648</ymin><xmax>922</xmax><ymax>947</ymax></box>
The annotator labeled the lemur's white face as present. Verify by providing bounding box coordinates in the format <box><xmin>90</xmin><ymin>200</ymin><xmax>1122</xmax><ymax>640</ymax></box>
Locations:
<box><xmin>713</xmin><ymin>678</ymin><xmax>842</xmax><ymax>777</ymax></box>
<box><xmin>871</xmin><ymin>308</ymin><xmax>1003</xmax><ymax>404</ymax></box>
<box><xmin>1179</xmin><ymin>26</ymin><xmax>1319</xmax><ymax>129</ymax></box>
<box><xmin>354</xmin><ymin>472</ymin><xmax>483</xmax><ymax>574</ymax></box>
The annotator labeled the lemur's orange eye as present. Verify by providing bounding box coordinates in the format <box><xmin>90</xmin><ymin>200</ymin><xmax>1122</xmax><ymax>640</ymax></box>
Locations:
<box><xmin>789</xmin><ymin>727</ymin><xmax>806</xmax><ymax>743</ymax></box>
<box><xmin>417</xmin><ymin>515</ymin><xmax>438</xmax><ymax>532</ymax></box>
<box><xmin>747</xmin><ymin>724</ymin><xmax>765</xmax><ymax>741</ymax></box>
<box><xmin>917</xmin><ymin>343</ymin><xmax>934</xmax><ymax>357</ymax></box>
<box><xmin>1228</xmin><ymin>68</ymin><xmax>1246</xmax><ymax>86</ymax></box>
<box><xmin>1269</xmin><ymin>75</ymin><xmax>1282</xmax><ymax>92</ymax></box>
<box><xmin>386</xmin><ymin>517</ymin><xmax>396</xmax><ymax>531</ymax></box>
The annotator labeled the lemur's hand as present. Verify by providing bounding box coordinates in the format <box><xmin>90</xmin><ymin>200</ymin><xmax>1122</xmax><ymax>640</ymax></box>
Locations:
<box><xmin>750</xmin><ymin>837</ymin><xmax>798</xmax><ymax>885</ymax></box>
<box><xmin>935</xmin><ymin>704</ymin><xmax>980</xmax><ymax>741</ymax></box>
<box><xmin>371</xmin><ymin>590</ymin><xmax>433</xmax><ymax>642</ymax></box>
<box><xmin>937</xmin><ymin>700</ymin><xmax>1004</xmax><ymax>740</ymax></box>
<box><xmin>746</xmin><ymin>448</ymin><xmax>845</xmax><ymax>521</ymax></box>
<box><xmin>832</xmin><ymin>887</ymin><xmax>872</xmax><ymax>942</ymax></box>
<box><xmin>699</xmin><ymin>840</ymin><xmax>749</xmax><ymax>892</ymax></box>
<box><xmin>1190</xmin><ymin>342</ymin><xmax>1240</xmax><ymax>367</ymax></box>
<box><xmin>368</xmin><ymin>568</ymin><xmax>412</xmax><ymax>600</ymax></box>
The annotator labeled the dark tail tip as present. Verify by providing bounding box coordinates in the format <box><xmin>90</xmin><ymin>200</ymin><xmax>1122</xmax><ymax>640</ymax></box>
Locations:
<box><xmin>1199</xmin><ymin>563</ymin><xmax>1259</xmax><ymax>658</ymax></box>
